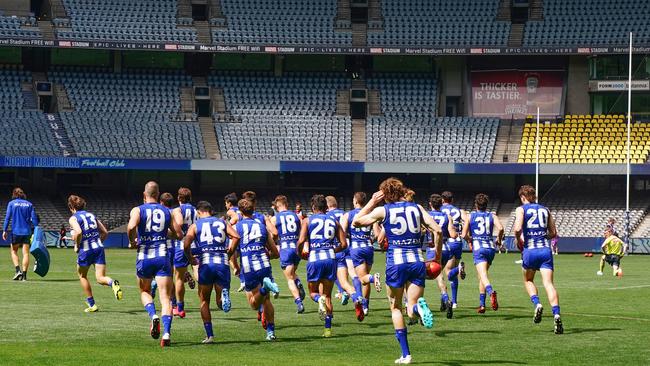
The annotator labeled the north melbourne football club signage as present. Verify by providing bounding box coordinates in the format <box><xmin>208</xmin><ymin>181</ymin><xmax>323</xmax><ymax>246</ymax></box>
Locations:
<box><xmin>588</xmin><ymin>80</ymin><xmax>650</xmax><ymax>92</ymax></box>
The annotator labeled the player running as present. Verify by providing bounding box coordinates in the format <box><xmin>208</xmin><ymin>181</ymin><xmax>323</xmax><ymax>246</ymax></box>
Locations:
<box><xmin>340</xmin><ymin>192</ymin><xmax>381</xmax><ymax>320</ymax></box>
<box><xmin>298</xmin><ymin>194</ymin><xmax>348</xmax><ymax>337</ymax></box>
<box><xmin>233</xmin><ymin>198</ymin><xmax>280</xmax><ymax>341</ymax></box>
<box><xmin>3</xmin><ymin>187</ymin><xmax>38</xmax><ymax>281</ymax></box>
<box><xmin>598</xmin><ymin>227</ymin><xmax>625</xmax><ymax>277</ymax></box>
<box><xmin>352</xmin><ymin>178</ymin><xmax>442</xmax><ymax>364</ymax></box>
<box><xmin>171</xmin><ymin>187</ymin><xmax>197</xmax><ymax>318</ymax></box>
<box><xmin>183</xmin><ymin>201</ymin><xmax>239</xmax><ymax>344</ymax></box>
<box><xmin>425</xmin><ymin>194</ymin><xmax>458</xmax><ymax>319</ymax></box>
<box><xmin>462</xmin><ymin>193</ymin><xmax>504</xmax><ymax>314</ymax></box>
<box><xmin>326</xmin><ymin>196</ymin><xmax>360</xmax><ymax>310</ymax></box>
<box><xmin>67</xmin><ymin>195</ymin><xmax>123</xmax><ymax>312</ymax></box>
<box><xmin>440</xmin><ymin>191</ymin><xmax>466</xmax><ymax>310</ymax></box>
<box><xmin>127</xmin><ymin>181</ymin><xmax>182</xmax><ymax>347</ymax></box>
<box><xmin>224</xmin><ymin>193</ymin><xmax>245</xmax><ymax>292</ymax></box>
<box><xmin>513</xmin><ymin>185</ymin><xmax>563</xmax><ymax>334</ymax></box>
<box><xmin>267</xmin><ymin>195</ymin><xmax>307</xmax><ymax>313</ymax></box>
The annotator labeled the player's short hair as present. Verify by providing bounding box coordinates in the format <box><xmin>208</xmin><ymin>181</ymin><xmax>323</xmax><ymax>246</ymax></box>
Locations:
<box><xmin>273</xmin><ymin>195</ymin><xmax>288</xmax><ymax>208</ymax></box>
<box><xmin>177</xmin><ymin>187</ymin><xmax>192</xmax><ymax>204</ymax></box>
<box><xmin>238</xmin><ymin>198</ymin><xmax>255</xmax><ymax>216</ymax></box>
<box><xmin>518</xmin><ymin>185</ymin><xmax>537</xmax><ymax>202</ymax></box>
<box><xmin>325</xmin><ymin>195</ymin><xmax>338</xmax><ymax>208</ymax></box>
<box><xmin>404</xmin><ymin>189</ymin><xmax>415</xmax><ymax>202</ymax></box>
<box><xmin>159</xmin><ymin>192</ymin><xmax>174</xmax><ymax>208</ymax></box>
<box><xmin>242</xmin><ymin>191</ymin><xmax>257</xmax><ymax>203</ymax></box>
<box><xmin>429</xmin><ymin>194</ymin><xmax>443</xmax><ymax>210</ymax></box>
<box><xmin>12</xmin><ymin>187</ymin><xmax>26</xmax><ymax>199</ymax></box>
<box><xmin>224</xmin><ymin>193</ymin><xmax>238</xmax><ymax>207</ymax></box>
<box><xmin>311</xmin><ymin>194</ymin><xmax>327</xmax><ymax>213</ymax></box>
<box><xmin>441</xmin><ymin>191</ymin><xmax>454</xmax><ymax>203</ymax></box>
<box><xmin>144</xmin><ymin>181</ymin><xmax>159</xmax><ymax>200</ymax></box>
<box><xmin>67</xmin><ymin>195</ymin><xmax>86</xmax><ymax>211</ymax></box>
<box><xmin>475</xmin><ymin>193</ymin><xmax>489</xmax><ymax>211</ymax></box>
<box><xmin>353</xmin><ymin>192</ymin><xmax>367</xmax><ymax>206</ymax></box>
<box><xmin>196</xmin><ymin>200</ymin><xmax>212</xmax><ymax>213</ymax></box>
<box><xmin>379</xmin><ymin>177</ymin><xmax>406</xmax><ymax>203</ymax></box>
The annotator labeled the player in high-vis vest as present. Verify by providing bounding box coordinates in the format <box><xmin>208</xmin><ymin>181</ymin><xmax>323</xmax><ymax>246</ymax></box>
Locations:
<box><xmin>297</xmin><ymin>194</ymin><xmax>348</xmax><ymax>338</ymax></box>
<box><xmin>513</xmin><ymin>185</ymin><xmax>563</xmax><ymax>335</ymax></box>
<box><xmin>461</xmin><ymin>193</ymin><xmax>504</xmax><ymax>314</ymax></box>
<box><xmin>127</xmin><ymin>181</ymin><xmax>183</xmax><ymax>347</ymax></box>
<box><xmin>234</xmin><ymin>198</ymin><xmax>280</xmax><ymax>341</ymax></box>
<box><xmin>183</xmin><ymin>200</ymin><xmax>239</xmax><ymax>344</ymax></box>
<box><xmin>352</xmin><ymin>178</ymin><xmax>442</xmax><ymax>365</ymax></box>
<box><xmin>67</xmin><ymin>195</ymin><xmax>123</xmax><ymax>312</ymax></box>
<box><xmin>340</xmin><ymin>191</ymin><xmax>382</xmax><ymax>321</ymax></box>
<box><xmin>267</xmin><ymin>195</ymin><xmax>306</xmax><ymax>314</ymax></box>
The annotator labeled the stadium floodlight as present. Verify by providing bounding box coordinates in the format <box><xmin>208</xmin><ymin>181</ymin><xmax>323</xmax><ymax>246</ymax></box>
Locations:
<box><xmin>625</xmin><ymin>32</ymin><xmax>632</xmax><ymax>253</ymax></box>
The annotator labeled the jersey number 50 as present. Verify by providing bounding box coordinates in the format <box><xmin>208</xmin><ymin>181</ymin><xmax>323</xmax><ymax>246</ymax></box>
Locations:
<box><xmin>389</xmin><ymin>206</ymin><xmax>420</xmax><ymax>235</ymax></box>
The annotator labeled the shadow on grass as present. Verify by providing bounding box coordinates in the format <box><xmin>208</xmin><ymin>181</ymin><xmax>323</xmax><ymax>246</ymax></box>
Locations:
<box><xmin>434</xmin><ymin>329</ymin><xmax>500</xmax><ymax>337</ymax></box>
<box><xmin>565</xmin><ymin>327</ymin><xmax>622</xmax><ymax>334</ymax></box>
<box><xmin>421</xmin><ymin>360</ymin><xmax>528</xmax><ymax>365</ymax></box>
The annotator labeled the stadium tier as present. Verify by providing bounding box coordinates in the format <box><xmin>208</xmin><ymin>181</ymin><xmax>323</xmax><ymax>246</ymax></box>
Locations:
<box><xmin>0</xmin><ymin>68</ymin><xmax>60</xmax><ymax>157</ymax></box>
<box><xmin>214</xmin><ymin>0</ymin><xmax>351</xmax><ymax>46</ymax></box>
<box><xmin>56</xmin><ymin>0</ymin><xmax>197</xmax><ymax>43</ymax></box>
<box><xmin>368</xmin><ymin>0</ymin><xmax>510</xmax><ymax>47</ymax></box>
<box><xmin>49</xmin><ymin>67</ymin><xmax>206</xmax><ymax>159</ymax></box>
<box><xmin>0</xmin><ymin>14</ymin><xmax>40</xmax><ymax>38</ymax></box>
<box><xmin>523</xmin><ymin>0</ymin><xmax>650</xmax><ymax>47</ymax></box>
<box><xmin>210</xmin><ymin>72</ymin><xmax>352</xmax><ymax>161</ymax></box>
<box><xmin>518</xmin><ymin>115</ymin><xmax>650</xmax><ymax>164</ymax></box>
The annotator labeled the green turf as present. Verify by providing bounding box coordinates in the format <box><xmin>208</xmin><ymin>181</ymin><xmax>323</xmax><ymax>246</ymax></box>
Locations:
<box><xmin>1</xmin><ymin>250</ymin><xmax>649</xmax><ymax>365</ymax></box>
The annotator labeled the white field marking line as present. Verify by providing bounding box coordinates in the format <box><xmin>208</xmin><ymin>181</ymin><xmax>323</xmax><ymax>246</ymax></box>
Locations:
<box><xmin>0</xmin><ymin>279</ymin><xmax>140</xmax><ymax>289</ymax></box>
<box><xmin>497</xmin><ymin>283</ymin><xmax>650</xmax><ymax>291</ymax></box>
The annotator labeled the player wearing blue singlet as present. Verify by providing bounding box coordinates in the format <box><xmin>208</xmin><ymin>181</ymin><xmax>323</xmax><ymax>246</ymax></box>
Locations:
<box><xmin>3</xmin><ymin>187</ymin><xmax>38</xmax><ymax>281</ymax></box>
<box><xmin>127</xmin><ymin>181</ymin><xmax>183</xmax><ymax>347</ymax></box>
<box><xmin>440</xmin><ymin>191</ymin><xmax>467</xmax><ymax>310</ymax></box>
<box><xmin>425</xmin><ymin>194</ymin><xmax>458</xmax><ymax>319</ymax></box>
<box><xmin>170</xmin><ymin>187</ymin><xmax>197</xmax><ymax>318</ymax></box>
<box><xmin>462</xmin><ymin>194</ymin><xmax>504</xmax><ymax>314</ymax></box>
<box><xmin>340</xmin><ymin>192</ymin><xmax>382</xmax><ymax>320</ymax></box>
<box><xmin>233</xmin><ymin>199</ymin><xmax>280</xmax><ymax>341</ymax></box>
<box><xmin>224</xmin><ymin>193</ymin><xmax>246</xmax><ymax>293</ymax></box>
<box><xmin>267</xmin><ymin>195</ymin><xmax>306</xmax><ymax>314</ymax></box>
<box><xmin>326</xmin><ymin>196</ymin><xmax>360</xmax><ymax>310</ymax></box>
<box><xmin>513</xmin><ymin>185</ymin><xmax>563</xmax><ymax>334</ymax></box>
<box><xmin>352</xmin><ymin>178</ymin><xmax>442</xmax><ymax>365</ymax></box>
<box><xmin>297</xmin><ymin>194</ymin><xmax>348</xmax><ymax>338</ymax></box>
<box><xmin>154</xmin><ymin>193</ymin><xmax>177</xmax><ymax>302</ymax></box>
<box><xmin>183</xmin><ymin>201</ymin><xmax>239</xmax><ymax>344</ymax></box>
<box><xmin>67</xmin><ymin>195</ymin><xmax>123</xmax><ymax>312</ymax></box>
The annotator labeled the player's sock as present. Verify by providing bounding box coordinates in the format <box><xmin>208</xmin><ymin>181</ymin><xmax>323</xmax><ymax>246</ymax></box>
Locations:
<box><xmin>311</xmin><ymin>294</ymin><xmax>321</xmax><ymax>303</ymax></box>
<box><xmin>353</xmin><ymin>277</ymin><xmax>362</xmax><ymax>295</ymax></box>
<box><xmin>530</xmin><ymin>295</ymin><xmax>540</xmax><ymax>307</ymax></box>
<box><xmin>171</xmin><ymin>297</ymin><xmax>177</xmax><ymax>308</ymax></box>
<box><xmin>485</xmin><ymin>285</ymin><xmax>494</xmax><ymax>296</ymax></box>
<box><xmin>294</xmin><ymin>278</ymin><xmax>302</xmax><ymax>287</ymax></box>
<box><xmin>552</xmin><ymin>305</ymin><xmax>561</xmax><ymax>316</ymax></box>
<box><xmin>395</xmin><ymin>328</ymin><xmax>410</xmax><ymax>358</ymax></box>
<box><xmin>162</xmin><ymin>315</ymin><xmax>172</xmax><ymax>335</ymax></box>
<box><xmin>87</xmin><ymin>296</ymin><xmax>95</xmax><ymax>307</ymax></box>
<box><xmin>15</xmin><ymin>266</ymin><xmax>20</xmax><ymax>273</ymax></box>
<box><xmin>145</xmin><ymin>303</ymin><xmax>157</xmax><ymax>319</ymax></box>
<box><xmin>204</xmin><ymin>322</ymin><xmax>213</xmax><ymax>338</ymax></box>
<box><xmin>450</xmin><ymin>278</ymin><xmax>459</xmax><ymax>304</ymax></box>
<box><xmin>325</xmin><ymin>314</ymin><xmax>332</xmax><ymax>329</ymax></box>
<box><xmin>107</xmin><ymin>279</ymin><xmax>113</xmax><ymax>287</ymax></box>
<box><xmin>448</xmin><ymin>267</ymin><xmax>459</xmax><ymax>281</ymax></box>
<box><xmin>367</xmin><ymin>274</ymin><xmax>375</xmax><ymax>285</ymax></box>
<box><xmin>441</xmin><ymin>293</ymin><xmax>449</xmax><ymax>303</ymax></box>
<box><xmin>267</xmin><ymin>322</ymin><xmax>275</xmax><ymax>332</ymax></box>
<box><xmin>479</xmin><ymin>293</ymin><xmax>486</xmax><ymax>307</ymax></box>
<box><xmin>335</xmin><ymin>279</ymin><xmax>344</xmax><ymax>294</ymax></box>
<box><xmin>411</xmin><ymin>304</ymin><xmax>420</xmax><ymax>317</ymax></box>
<box><xmin>177</xmin><ymin>302</ymin><xmax>184</xmax><ymax>313</ymax></box>
<box><xmin>260</xmin><ymin>287</ymin><xmax>268</xmax><ymax>296</ymax></box>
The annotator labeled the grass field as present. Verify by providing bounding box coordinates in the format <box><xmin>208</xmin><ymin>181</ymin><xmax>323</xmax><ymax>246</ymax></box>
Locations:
<box><xmin>1</xmin><ymin>249</ymin><xmax>649</xmax><ymax>365</ymax></box>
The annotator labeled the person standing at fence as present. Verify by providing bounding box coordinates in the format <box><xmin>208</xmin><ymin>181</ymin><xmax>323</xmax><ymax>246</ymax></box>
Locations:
<box><xmin>57</xmin><ymin>224</ymin><xmax>69</xmax><ymax>248</ymax></box>
<box><xmin>3</xmin><ymin>188</ymin><xmax>39</xmax><ymax>281</ymax></box>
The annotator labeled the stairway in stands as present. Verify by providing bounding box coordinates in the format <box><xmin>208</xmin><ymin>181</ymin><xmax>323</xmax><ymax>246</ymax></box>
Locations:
<box><xmin>352</xmin><ymin>119</ymin><xmax>366</xmax><ymax>161</ymax></box>
<box><xmin>508</xmin><ymin>24</ymin><xmax>525</xmax><ymax>47</ymax></box>
<box><xmin>529</xmin><ymin>0</ymin><xmax>544</xmax><ymax>20</ymax></box>
<box><xmin>497</xmin><ymin>0</ymin><xmax>512</xmax><ymax>20</ymax></box>
<box><xmin>46</xmin><ymin>113</ymin><xmax>77</xmax><ymax>157</ymax></box>
<box><xmin>491</xmin><ymin>119</ymin><xmax>523</xmax><ymax>163</ymax></box>
<box><xmin>368</xmin><ymin>90</ymin><xmax>381</xmax><ymax>116</ymax></box>
<box><xmin>335</xmin><ymin>0</ymin><xmax>351</xmax><ymax>29</ymax></box>
<box><xmin>191</xmin><ymin>76</ymin><xmax>221</xmax><ymax>159</ymax></box>
<box><xmin>21</xmin><ymin>82</ymin><xmax>37</xmax><ymax>110</ymax></box>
